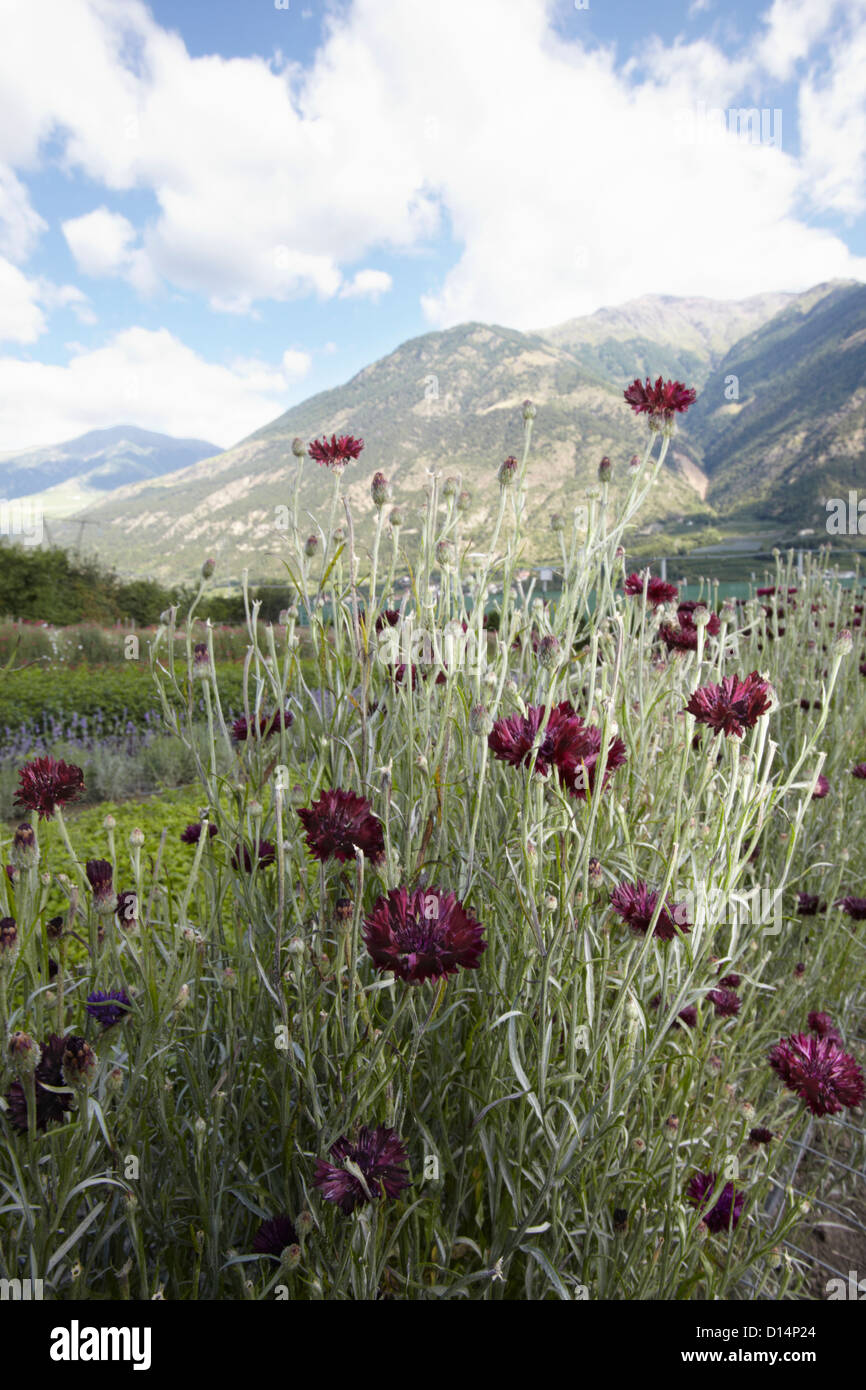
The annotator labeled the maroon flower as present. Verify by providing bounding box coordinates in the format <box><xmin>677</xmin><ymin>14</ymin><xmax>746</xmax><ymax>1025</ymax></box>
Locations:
<box><xmin>686</xmin><ymin>1172</ymin><xmax>744</xmax><ymax>1233</ymax></box>
<box><xmin>232</xmin><ymin>840</ymin><xmax>276</xmax><ymax>871</ymax></box>
<box><xmin>718</xmin><ymin>973</ymin><xmax>740</xmax><ymax>989</ymax></box>
<box><xmin>298</xmin><ymin>789</ymin><xmax>385</xmax><ymax>864</ymax></box>
<box><xmin>252</xmin><ymin>1214</ymin><xmax>298</xmax><ymax>1257</ymax></box>
<box><xmin>231</xmin><ymin>709</ymin><xmax>293</xmax><ymax>743</ymax></box>
<box><xmin>812</xmin><ymin>775</ymin><xmax>830</xmax><ymax>799</ymax></box>
<box><xmin>116</xmin><ymin>891</ymin><xmax>139</xmax><ymax>929</ymax></box>
<box><xmin>808</xmin><ymin>1011</ymin><xmax>843</xmax><ymax>1045</ymax></box>
<box><xmin>4</xmin><ymin>1034</ymin><xmax>77</xmax><ymax>1131</ymax></box>
<box><xmin>314</xmin><ymin>1125</ymin><xmax>410</xmax><ymax>1215</ymax></box>
<box><xmin>374</xmin><ymin>610</ymin><xmax>401</xmax><ymax>633</ymax></box>
<box><xmin>852</xmin><ymin>764</ymin><xmax>866</xmax><ymax>780</ymax></box>
<box><xmin>624</xmin><ymin>572</ymin><xmax>679</xmax><ymax>607</ymax></box>
<box><xmin>836</xmin><ymin>896</ymin><xmax>866</xmax><ymax>920</ymax></box>
<box><xmin>676</xmin><ymin>1005</ymin><xmax>698</xmax><ymax>1029</ymax></box>
<box><xmin>749</xmin><ymin>1127</ymin><xmax>775</xmax><ymax>1146</ymax></box>
<box><xmin>708</xmin><ymin>988</ymin><xmax>741</xmax><ymax>1018</ymax></box>
<box><xmin>488</xmin><ymin>701</ymin><xmax>626</xmax><ymax>801</ymax></box>
<box><xmin>392</xmin><ymin>663</ymin><xmax>447</xmax><ymax>688</ymax></box>
<box><xmin>609</xmin><ymin>880</ymin><xmax>690</xmax><ymax>941</ymax></box>
<box><xmin>180</xmin><ymin>822</ymin><xmax>218</xmax><ymax>844</ymax></box>
<box><xmin>797</xmin><ymin>892</ymin><xmax>825</xmax><ymax>916</ymax></box>
<box><xmin>660</xmin><ymin>605</ymin><xmax>721</xmax><ymax>652</ymax></box>
<box><xmin>769</xmin><ymin>1033</ymin><xmax>865</xmax><ymax>1116</ymax></box>
<box><xmin>685</xmin><ymin>671</ymin><xmax>772</xmax><ymax>739</ymax></box>
<box><xmin>85</xmin><ymin>859</ymin><xmax>113</xmax><ymax>905</ymax></box>
<box><xmin>363</xmin><ymin>886</ymin><xmax>486</xmax><ymax>985</ymax></box>
<box><xmin>624</xmin><ymin>376</ymin><xmax>697</xmax><ymax>420</ymax></box>
<box><xmin>14</xmin><ymin>756</ymin><xmax>85</xmax><ymax>821</ymax></box>
<box><xmin>308</xmin><ymin>434</ymin><xmax>364</xmax><ymax>468</ymax></box>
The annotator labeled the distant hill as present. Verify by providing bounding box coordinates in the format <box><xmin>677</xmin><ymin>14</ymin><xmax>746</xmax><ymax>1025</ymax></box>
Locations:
<box><xmin>682</xmin><ymin>281</ymin><xmax>866</xmax><ymax>527</ymax></box>
<box><xmin>37</xmin><ymin>280</ymin><xmax>866</xmax><ymax>580</ymax></box>
<box><xmin>537</xmin><ymin>291</ymin><xmax>798</xmax><ymax>389</ymax></box>
<box><xmin>0</xmin><ymin>425</ymin><xmax>221</xmax><ymax>517</ymax></box>
<box><xmin>50</xmin><ymin>321</ymin><xmax>716</xmax><ymax>579</ymax></box>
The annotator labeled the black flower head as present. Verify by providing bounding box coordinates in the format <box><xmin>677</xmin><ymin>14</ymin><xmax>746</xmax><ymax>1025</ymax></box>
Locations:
<box><xmin>4</xmin><ymin>1034</ymin><xmax>75</xmax><ymax>1130</ymax></box>
<box><xmin>252</xmin><ymin>1214</ymin><xmax>298</xmax><ymax>1257</ymax></box>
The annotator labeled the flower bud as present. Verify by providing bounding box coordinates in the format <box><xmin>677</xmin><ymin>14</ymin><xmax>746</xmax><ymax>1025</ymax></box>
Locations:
<box><xmin>629</xmin><ymin>453</ymin><xmax>641</xmax><ymax>469</ymax></box>
<box><xmin>435</xmin><ymin>540</ymin><xmax>454</xmax><ymax>569</ymax></box>
<box><xmin>62</xmin><ymin>1036</ymin><xmax>98</xmax><ymax>1089</ymax></box>
<box><xmin>291</xmin><ymin>437</ymin><xmax>306</xmax><ymax>459</ymax></box>
<box><xmin>588</xmin><ymin>857</ymin><xmax>603</xmax><ymax>888</ymax></box>
<box><xmin>201</xmin><ymin>557</ymin><xmax>216</xmax><ymax>580</ymax></box>
<box><xmin>192</xmin><ymin>642</ymin><xmax>212</xmax><ymax>680</ymax></box>
<box><xmin>468</xmin><ymin>703</ymin><xmax>493</xmax><ymax>737</ymax></box>
<box><xmin>103</xmin><ymin>814</ymin><xmax>116</xmax><ymax>831</ymax></box>
<box><xmin>8</xmin><ymin>1030</ymin><xmax>40</xmax><ymax>1076</ymax></box>
<box><xmin>833</xmin><ymin>628</ymin><xmax>854</xmax><ymax>656</ymax></box>
<box><xmin>389</xmin><ymin>507</ymin><xmax>403</xmax><ymax>529</ymax></box>
<box><xmin>10</xmin><ymin>823</ymin><xmax>38</xmax><ymax>871</ymax></box>
<box><xmin>442</xmin><ymin>475</ymin><xmax>458</xmax><ymax>499</ymax></box>
<box><xmin>304</xmin><ymin>534</ymin><xmax>319</xmax><ymax>557</ymax></box>
<box><xmin>550</xmin><ymin>513</ymin><xmax>565</xmax><ymax>533</ymax></box>
<box><xmin>129</xmin><ymin>828</ymin><xmax>145</xmax><ymax>848</ymax></box>
<box><xmin>0</xmin><ymin>916</ymin><xmax>18</xmax><ymax>969</ymax></box>
<box><xmin>296</xmin><ymin>1209</ymin><xmax>314</xmax><ymax>1236</ymax></box>
<box><xmin>456</xmin><ymin>490</ymin><xmax>471</xmax><ymax>513</ymax></box>
<box><xmin>335</xmin><ymin>897</ymin><xmax>354</xmax><ymax>923</ymax></box>
<box><xmin>598</xmin><ymin>455</ymin><xmax>611</xmax><ymax>482</ymax></box>
<box><xmin>537</xmin><ymin>634</ymin><xmax>560</xmax><ymax>668</ymax></box>
<box><xmin>371</xmin><ymin>471</ymin><xmax>391</xmax><ymax>508</ymax></box>
<box><xmin>498</xmin><ymin>455</ymin><xmax>518</xmax><ymax>488</ymax></box>
<box><xmin>522</xmin><ymin>399</ymin><xmax>536</xmax><ymax>421</ymax></box>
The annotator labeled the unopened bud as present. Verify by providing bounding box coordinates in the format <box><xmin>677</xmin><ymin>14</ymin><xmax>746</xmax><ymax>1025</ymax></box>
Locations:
<box><xmin>498</xmin><ymin>455</ymin><xmax>518</xmax><ymax>488</ymax></box>
<box><xmin>201</xmin><ymin>557</ymin><xmax>216</xmax><ymax>580</ymax></box>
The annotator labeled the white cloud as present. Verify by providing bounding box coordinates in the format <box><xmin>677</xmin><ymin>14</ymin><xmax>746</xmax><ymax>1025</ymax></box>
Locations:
<box><xmin>0</xmin><ymin>256</ymin><xmax>46</xmax><ymax>343</ymax></box>
<box><xmin>281</xmin><ymin>348</ymin><xmax>313</xmax><ymax>379</ymax></box>
<box><xmin>339</xmin><ymin>269</ymin><xmax>393</xmax><ymax>301</ymax></box>
<box><xmin>0</xmin><ymin>327</ymin><xmax>303</xmax><ymax>451</ymax></box>
<box><xmin>0</xmin><ymin>0</ymin><xmax>864</xmax><ymax>332</ymax></box>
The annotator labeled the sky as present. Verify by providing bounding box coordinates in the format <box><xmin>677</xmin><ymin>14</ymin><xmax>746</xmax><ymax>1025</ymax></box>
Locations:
<box><xmin>0</xmin><ymin>0</ymin><xmax>865</xmax><ymax>454</ymax></box>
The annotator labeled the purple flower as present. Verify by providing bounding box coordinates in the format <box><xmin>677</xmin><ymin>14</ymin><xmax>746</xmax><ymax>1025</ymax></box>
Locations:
<box><xmin>363</xmin><ymin>886</ymin><xmax>487</xmax><ymax>985</ymax></box>
<box><xmin>685</xmin><ymin>672</ymin><xmax>772</xmax><ymax>739</ymax></box>
<box><xmin>314</xmin><ymin>1125</ymin><xmax>410</xmax><ymax>1215</ymax></box>
<box><xmin>181</xmin><ymin>822</ymin><xmax>218</xmax><ymax>844</ymax></box>
<box><xmin>686</xmin><ymin>1172</ymin><xmax>745</xmax><ymax>1234</ymax></box>
<box><xmin>86</xmin><ymin>989</ymin><xmax>131</xmax><ymax>1029</ymax></box>
<box><xmin>609</xmin><ymin>880</ymin><xmax>690</xmax><ymax>941</ymax></box>
<box><xmin>298</xmin><ymin>789</ymin><xmax>385</xmax><ymax>865</ymax></box>
<box><xmin>769</xmin><ymin>1032</ymin><xmax>865</xmax><ymax>1116</ymax></box>
<box><xmin>14</xmin><ymin>756</ymin><xmax>85</xmax><ymax>821</ymax></box>
<box><xmin>252</xmin><ymin>1214</ymin><xmax>298</xmax><ymax>1257</ymax></box>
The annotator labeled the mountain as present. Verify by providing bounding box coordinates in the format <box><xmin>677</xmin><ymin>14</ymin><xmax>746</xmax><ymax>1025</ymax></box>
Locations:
<box><xmin>538</xmin><ymin>291</ymin><xmax>797</xmax><ymax>390</ymax></box>
<box><xmin>51</xmin><ymin>321</ymin><xmax>716</xmax><ymax>580</ymax></box>
<box><xmin>682</xmin><ymin>280</ymin><xmax>866</xmax><ymax>525</ymax></box>
<box><xmin>44</xmin><ymin>281</ymin><xmax>866</xmax><ymax>580</ymax></box>
<box><xmin>0</xmin><ymin>426</ymin><xmax>221</xmax><ymax>517</ymax></box>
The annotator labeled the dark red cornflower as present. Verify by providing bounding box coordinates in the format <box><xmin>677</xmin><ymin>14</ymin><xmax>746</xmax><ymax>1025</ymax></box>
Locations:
<box><xmin>624</xmin><ymin>376</ymin><xmax>697</xmax><ymax>420</ymax></box>
<box><xmin>308</xmin><ymin>434</ymin><xmax>364</xmax><ymax>468</ymax></box>
<box><xmin>232</xmin><ymin>840</ymin><xmax>276</xmax><ymax>871</ymax></box>
<box><xmin>85</xmin><ymin>859</ymin><xmax>113</xmax><ymax>905</ymax></box>
<box><xmin>686</xmin><ymin>1172</ymin><xmax>745</xmax><ymax>1233</ymax></box>
<box><xmin>769</xmin><ymin>1033</ymin><xmax>865</xmax><ymax>1116</ymax></box>
<box><xmin>115</xmin><ymin>891</ymin><xmax>139</xmax><ymax>929</ymax></box>
<box><xmin>392</xmin><ymin>663</ymin><xmax>447</xmax><ymax>688</ymax></box>
<box><xmin>363</xmin><ymin>886</ymin><xmax>487</xmax><ymax>985</ymax></box>
<box><xmin>314</xmin><ymin>1125</ymin><xmax>410</xmax><ymax>1215</ymax></box>
<box><xmin>298</xmin><ymin>789</ymin><xmax>385</xmax><ymax>864</ymax></box>
<box><xmin>252</xmin><ymin>1214</ymin><xmax>299</xmax><ymax>1257</ymax></box>
<box><xmin>836</xmin><ymin>896</ymin><xmax>866</xmax><ymax>920</ymax></box>
<box><xmin>375</xmin><ymin>610</ymin><xmax>400</xmax><ymax>633</ymax></box>
<box><xmin>659</xmin><ymin>606</ymin><xmax>721</xmax><ymax>651</ymax></box>
<box><xmin>180</xmin><ymin>822</ymin><xmax>218</xmax><ymax>844</ymax></box>
<box><xmin>812</xmin><ymin>775</ymin><xmax>830</xmax><ymax>799</ymax></box>
<box><xmin>609</xmin><ymin>880</ymin><xmax>690</xmax><ymax>941</ymax></box>
<box><xmin>5</xmin><ymin>1034</ymin><xmax>78</xmax><ymax>1131</ymax></box>
<box><xmin>718</xmin><ymin>973</ymin><xmax>741</xmax><ymax>988</ymax></box>
<box><xmin>14</xmin><ymin>756</ymin><xmax>85</xmax><ymax>821</ymax></box>
<box><xmin>685</xmin><ymin>671</ymin><xmax>772</xmax><ymax>739</ymax></box>
<box><xmin>808</xmin><ymin>1011</ymin><xmax>842</xmax><ymax>1045</ymax></box>
<box><xmin>676</xmin><ymin>1005</ymin><xmax>698</xmax><ymax>1029</ymax></box>
<box><xmin>708</xmin><ymin>988</ymin><xmax>741</xmax><ymax>1018</ymax></box>
<box><xmin>488</xmin><ymin>701</ymin><xmax>626</xmax><ymax>801</ymax></box>
<box><xmin>851</xmin><ymin>764</ymin><xmax>866</xmax><ymax>780</ymax></box>
<box><xmin>797</xmin><ymin>892</ymin><xmax>825</xmax><ymax>916</ymax></box>
<box><xmin>749</xmin><ymin>1127</ymin><xmax>775</xmax><ymax>1146</ymax></box>
<box><xmin>231</xmin><ymin>709</ymin><xmax>293</xmax><ymax>743</ymax></box>
<box><xmin>624</xmin><ymin>572</ymin><xmax>679</xmax><ymax>607</ymax></box>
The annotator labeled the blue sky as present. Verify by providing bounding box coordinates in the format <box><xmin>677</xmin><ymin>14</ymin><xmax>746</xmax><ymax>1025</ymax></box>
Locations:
<box><xmin>1</xmin><ymin>0</ymin><xmax>864</xmax><ymax>453</ymax></box>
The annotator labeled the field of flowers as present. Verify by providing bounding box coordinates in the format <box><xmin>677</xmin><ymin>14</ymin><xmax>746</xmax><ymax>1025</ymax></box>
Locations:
<box><xmin>1</xmin><ymin>384</ymin><xmax>865</xmax><ymax>1301</ymax></box>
